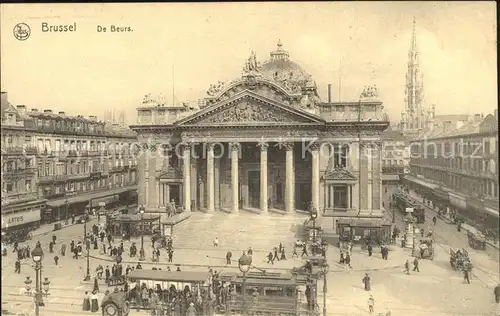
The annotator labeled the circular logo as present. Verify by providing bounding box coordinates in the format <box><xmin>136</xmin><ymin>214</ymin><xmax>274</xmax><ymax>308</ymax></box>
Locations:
<box><xmin>13</xmin><ymin>23</ymin><xmax>31</xmax><ymax>41</ymax></box>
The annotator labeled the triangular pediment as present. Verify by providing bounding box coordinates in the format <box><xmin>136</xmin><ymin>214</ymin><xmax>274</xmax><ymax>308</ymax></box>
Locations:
<box><xmin>175</xmin><ymin>91</ymin><xmax>324</xmax><ymax>126</ymax></box>
<box><xmin>323</xmin><ymin>168</ymin><xmax>357</xmax><ymax>181</ymax></box>
<box><xmin>157</xmin><ymin>167</ymin><xmax>183</xmax><ymax>180</ymax></box>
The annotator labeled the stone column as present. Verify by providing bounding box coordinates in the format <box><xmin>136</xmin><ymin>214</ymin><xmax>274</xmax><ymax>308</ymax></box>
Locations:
<box><xmin>165</xmin><ymin>184</ymin><xmax>170</xmax><ymax>204</ymax></box>
<box><xmin>259</xmin><ymin>142</ymin><xmax>269</xmax><ymax>213</ymax></box>
<box><xmin>182</xmin><ymin>144</ymin><xmax>191</xmax><ymax>212</ymax></box>
<box><xmin>138</xmin><ymin>152</ymin><xmax>146</xmax><ymax>205</ymax></box>
<box><xmin>207</xmin><ymin>143</ymin><xmax>215</xmax><ymax>212</ymax></box>
<box><xmin>285</xmin><ymin>142</ymin><xmax>295</xmax><ymax>213</ymax></box>
<box><xmin>311</xmin><ymin>142</ymin><xmax>320</xmax><ymax>212</ymax></box>
<box><xmin>230</xmin><ymin>142</ymin><xmax>240</xmax><ymax>213</ymax></box>
<box><xmin>214</xmin><ymin>158</ymin><xmax>220</xmax><ymax>210</ymax></box>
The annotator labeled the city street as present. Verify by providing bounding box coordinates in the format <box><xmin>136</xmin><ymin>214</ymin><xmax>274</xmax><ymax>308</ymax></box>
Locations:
<box><xmin>3</xmin><ymin>207</ymin><xmax>499</xmax><ymax>316</ymax></box>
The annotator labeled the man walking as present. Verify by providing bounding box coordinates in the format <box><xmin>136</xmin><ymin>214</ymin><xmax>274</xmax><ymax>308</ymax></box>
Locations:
<box><xmin>413</xmin><ymin>258</ymin><xmax>420</xmax><ymax>272</ymax></box>
<box><xmin>367</xmin><ymin>295</ymin><xmax>375</xmax><ymax>314</ymax></box>
<box><xmin>463</xmin><ymin>269</ymin><xmax>470</xmax><ymax>284</ymax></box>
<box><xmin>225</xmin><ymin>251</ymin><xmax>232</xmax><ymax>265</ymax></box>
<box><xmin>213</xmin><ymin>237</ymin><xmax>219</xmax><ymax>247</ymax></box>
<box><xmin>405</xmin><ymin>260</ymin><xmax>410</xmax><ymax>275</ymax></box>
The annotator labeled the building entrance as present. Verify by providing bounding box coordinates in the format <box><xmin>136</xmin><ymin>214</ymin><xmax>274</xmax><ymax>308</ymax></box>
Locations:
<box><xmin>296</xmin><ymin>183</ymin><xmax>311</xmax><ymax>211</ymax></box>
<box><xmin>248</xmin><ymin>170</ymin><xmax>260</xmax><ymax>208</ymax></box>
<box><xmin>170</xmin><ymin>184</ymin><xmax>181</xmax><ymax>206</ymax></box>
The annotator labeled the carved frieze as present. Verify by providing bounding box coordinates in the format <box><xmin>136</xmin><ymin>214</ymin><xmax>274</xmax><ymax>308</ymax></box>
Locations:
<box><xmin>196</xmin><ymin>100</ymin><xmax>310</xmax><ymax>124</ymax></box>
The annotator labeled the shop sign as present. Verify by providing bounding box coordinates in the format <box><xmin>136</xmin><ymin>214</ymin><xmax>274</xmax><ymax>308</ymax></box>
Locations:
<box><xmin>1</xmin><ymin>208</ymin><xmax>41</xmax><ymax>229</ymax></box>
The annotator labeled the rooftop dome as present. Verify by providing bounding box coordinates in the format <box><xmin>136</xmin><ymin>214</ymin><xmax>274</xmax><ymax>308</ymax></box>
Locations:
<box><xmin>260</xmin><ymin>40</ymin><xmax>314</xmax><ymax>91</ymax></box>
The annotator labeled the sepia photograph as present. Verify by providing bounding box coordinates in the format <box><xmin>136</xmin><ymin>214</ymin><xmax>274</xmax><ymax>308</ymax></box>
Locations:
<box><xmin>1</xmin><ymin>2</ymin><xmax>498</xmax><ymax>316</ymax></box>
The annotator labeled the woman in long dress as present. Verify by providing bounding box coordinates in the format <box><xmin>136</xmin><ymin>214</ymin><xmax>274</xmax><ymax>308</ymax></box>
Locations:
<box><xmin>90</xmin><ymin>291</ymin><xmax>99</xmax><ymax>312</ymax></box>
<box><xmin>82</xmin><ymin>291</ymin><xmax>91</xmax><ymax>311</ymax></box>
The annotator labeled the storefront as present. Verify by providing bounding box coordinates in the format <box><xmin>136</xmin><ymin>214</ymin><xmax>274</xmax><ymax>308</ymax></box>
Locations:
<box><xmin>465</xmin><ymin>197</ymin><xmax>499</xmax><ymax>230</ymax></box>
<box><xmin>108</xmin><ymin>213</ymin><xmax>161</xmax><ymax>238</ymax></box>
<box><xmin>1</xmin><ymin>202</ymin><xmax>44</xmax><ymax>233</ymax></box>
<box><xmin>336</xmin><ymin>218</ymin><xmax>392</xmax><ymax>245</ymax></box>
<box><xmin>426</xmin><ymin>187</ymin><xmax>450</xmax><ymax>211</ymax></box>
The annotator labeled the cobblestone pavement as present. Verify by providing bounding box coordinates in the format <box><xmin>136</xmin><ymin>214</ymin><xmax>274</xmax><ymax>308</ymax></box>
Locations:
<box><xmin>3</xmin><ymin>210</ymin><xmax>499</xmax><ymax>315</ymax></box>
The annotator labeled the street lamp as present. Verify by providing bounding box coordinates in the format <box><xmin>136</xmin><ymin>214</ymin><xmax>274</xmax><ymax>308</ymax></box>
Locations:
<box><xmin>83</xmin><ymin>205</ymin><xmax>91</xmax><ymax>281</ymax></box>
<box><xmin>139</xmin><ymin>205</ymin><xmax>146</xmax><ymax>261</ymax></box>
<box><xmin>31</xmin><ymin>246</ymin><xmax>44</xmax><ymax>316</ymax></box>
<box><xmin>238</xmin><ymin>253</ymin><xmax>252</xmax><ymax>316</ymax></box>
<box><xmin>320</xmin><ymin>262</ymin><xmax>330</xmax><ymax>316</ymax></box>
<box><xmin>310</xmin><ymin>206</ymin><xmax>318</xmax><ymax>255</ymax></box>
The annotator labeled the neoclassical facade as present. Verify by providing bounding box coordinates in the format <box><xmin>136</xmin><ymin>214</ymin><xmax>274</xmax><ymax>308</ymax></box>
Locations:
<box><xmin>131</xmin><ymin>42</ymin><xmax>389</xmax><ymax>226</ymax></box>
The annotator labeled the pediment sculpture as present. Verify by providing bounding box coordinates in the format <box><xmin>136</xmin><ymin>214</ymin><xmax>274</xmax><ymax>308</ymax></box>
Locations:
<box><xmin>142</xmin><ymin>93</ymin><xmax>155</xmax><ymax>106</ymax></box>
<box><xmin>195</xmin><ymin>100</ymin><xmax>309</xmax><ymax>124</ymax></box>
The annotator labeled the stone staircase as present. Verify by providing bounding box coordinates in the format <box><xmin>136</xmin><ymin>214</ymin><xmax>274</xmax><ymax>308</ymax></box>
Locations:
<box><xmin>173</xmin><ymin>211</ymin><xmax>308</xmax><ymax>252</ymax></box>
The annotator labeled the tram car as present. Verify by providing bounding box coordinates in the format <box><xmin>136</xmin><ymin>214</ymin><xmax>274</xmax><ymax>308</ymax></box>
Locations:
<box><xmin>466</xmin><ymin>229</ymin><xmax>487</xmax><ymax>250</ymax></box>
<box><xmin>393</xmin><ymin>191</ymin><xmax>426</xmax><ymax>223</ymax></box>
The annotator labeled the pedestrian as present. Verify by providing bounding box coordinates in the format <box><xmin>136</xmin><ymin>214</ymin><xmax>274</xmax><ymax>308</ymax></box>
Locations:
<box><xmin>267</xmin><ymin>252</ymin><xmax>274</xmax><ymax>264</ymax></box>
<box><xmin>226</xmin><ymin>251</ymin><xmax>232</xmax><ymax>265</ymax></box>
<box><xmin>93</xmin><ymin>239</ymin><xmax>98</xmax><ymax>250</ymax></box>
<box><xmin>301</xmin><ymin>245</ymin><xmax>308</xmax><ymax>257</ymax></box>
<box><xmin>213</xmin><ymin>237</ymin><xmax>219</xmax><ymax>247</ymax></box>
<box><xmin>15</xmin><ymin>259</ymin><xmax>21</xmax><ymax>274</ymax></box>
<box><xmin>82</xmin><ymin>291</ymin><xmax>91</xmax><ymax>311</ymax></box>
<box><xmin>105</xmin><ymin>266</ymin><xmax>110</xmax><ymax>283</ymax></box>
<box><xmin>432</xmin><ymin>216</ymin><xmax>437</xmax><ymax>225</ymax></box>
<box><xmin>463</xmin><ymin>269</ymin><xmax>470</xmax><ymax>284</ymax></box>
<box><xmin>54</xmin><ymin>255</ymin><xmax>59</xmax><ymax>266</ymax></box>
<box><xmin>280</xmin><ymin>247</ymin><xmax>286</xmax><ymax>260</ymax></box>
<box><xmin>168</xmin><ymin>249</ymin><xmax>173</xmax><ymax>263</ymax></box>
<box><xmin>52</xmin><ymin>234</ymin><xmax>57</xmax><ymax>244</ymax></box>
<box><xmin>368</xmin><ymin>294</ymin><xmax>375</xmax><ymax>314</ymax></box>
<box><xmin>420</xmin><ymin>228</ymin><xmax>424</xmax><ymax>238</ymax></box>
<box><xmin>367</xmin><ymin>244</ymin><xmax>373</xmax><ymax>257</ymax></box>
<box><xmin>93</xmin><ymin>278</ymin><xmax>99</xmax><ymax>293</ymax></box>
<box><xmin>49</xmin><ymin>241</ymin><xmax>54</xmax><ymax>253</ymax></box>
<box><xmin>60</xmin><ymin>243</ymin><xmax>66</xmax><ymax>256</ymax></box>
<box><xmin>186</xmin><ymin>302</ymin><xmax>196</xmax><ymax>316</ymax></box>
<box><xmin>362</xmin><ymin>273</ymin><xmax>371</xmax><ymax>291</ymax></box>
<box><xmin>273</xmin><ymin>247</ymin><xmax>279</xmax><ymax>261</ymax></box>
<box><xmin>345</xmin><ymin>253</ymin><xmax>352</xmax><ymax>269</ymax></box>
<box><xmin>494</xmin><ymin>284</ymin><xmax>500</xmax><ymax>303</ymax></box>
<box><xmin>136</xmin><ymin>262</ymin><xmax>142</xmax><ymax>269</ymax></box>
<box><xmin>405</xmin><ymin>260</ymin><xmax>410</xmax><ymax>275</ymax></box>
<box><xmin>413</xmin><ymin>258</ymin><xmax>420</xmax><ymax>272</ymax></box>
<box><xmin>292</xmin><ymin>246</ymin><xmax>298</xmax><ymax>258</ymax></box>
<box><xmin>90</xmin><ymin>291</ymin><xmax>99</xmax><ymax>312</ymax></box>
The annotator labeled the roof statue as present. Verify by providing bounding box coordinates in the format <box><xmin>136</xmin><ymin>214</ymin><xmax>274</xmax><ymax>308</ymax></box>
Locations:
<box><xmin>207</xmin><ymin>80</ymin><xmax>225</xmax><ymax>97</ymax></box>
<box><xmin>360</xmin><ymin>85</ymin><xmax>379</xmax><ymax>99</ymax></box>
<box><xmin>142</xmin><ymin>93</ymin><xmax>156</xmax><ymax>106</ymax></box>
<box><xmin>243</xmin><ymin>50</ymin><xmax>261</xmax><ymax>73</ymax></box>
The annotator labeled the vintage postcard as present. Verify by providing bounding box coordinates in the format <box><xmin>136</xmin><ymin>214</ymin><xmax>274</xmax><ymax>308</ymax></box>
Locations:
<box><xmin>1</xmin><ymin>2</ymin><xmax>498</xmax><ymax>316</ymax></box>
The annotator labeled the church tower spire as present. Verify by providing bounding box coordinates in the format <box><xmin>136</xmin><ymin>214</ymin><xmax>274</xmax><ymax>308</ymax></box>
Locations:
<box><xmin>403</xmin><ymin>17</ymin><xmax>425</xmax><ymax>130</ymax></box>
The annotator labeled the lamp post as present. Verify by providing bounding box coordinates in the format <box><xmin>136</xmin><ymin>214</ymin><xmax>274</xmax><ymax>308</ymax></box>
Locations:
<box><xmin>31</xmin><ymin>246</ymin><xmax>44</xmax><ymax>316</ymax></box>
<box><xmin>83</xmin><ymin>205</ymin><xmax>91</xmax><ymax>281</ymax></box>
<box><xmin>310</xmin><ymin>206</ymin><xmax>318</xmax><ymax>255</ymax></box>
<box><xmin>320</xmin><ymin>262</ymin><xmax>330</xmax><ymax>316</ymax></box>
<box><xmin>238</xmin><ymin>253</ymin><xmax>252</xmax><ymax>316</ymax></box>
<box><xmin>139</xmin><ymin>205</ymin><xmax>146</xmax><ymax>261</ymax></box>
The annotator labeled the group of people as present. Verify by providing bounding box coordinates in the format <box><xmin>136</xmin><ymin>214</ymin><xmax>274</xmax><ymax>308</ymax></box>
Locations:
<box><xmin>267</xmin><ymin>243</ymin><xmax>287</xmax><ymax>264</ymax></box>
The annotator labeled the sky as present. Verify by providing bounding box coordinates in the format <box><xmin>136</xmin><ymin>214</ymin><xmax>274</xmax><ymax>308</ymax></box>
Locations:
<box><xmin>1</xmin><ymin>2</ymin><xmax>497</xmax><ymax>124</ymax></box>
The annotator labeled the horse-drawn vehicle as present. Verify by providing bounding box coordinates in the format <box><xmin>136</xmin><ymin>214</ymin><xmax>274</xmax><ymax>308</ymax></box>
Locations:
<box><xmin>467</xmin><ymin>231</ymin><xmax>486</xmax><ymax>250</ymax></box>
<box><xmin>450</xmin><ymin>248</ymin><xmax>473</xmax><ymax>272</ymax></box>
<box><xmin>415</xmin><ymin>238</ymin><xmax>434</xmax><ymax>260</ymax></box>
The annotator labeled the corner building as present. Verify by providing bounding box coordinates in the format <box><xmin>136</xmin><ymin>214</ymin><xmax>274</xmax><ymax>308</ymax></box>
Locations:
<box><xmin>131</xmin><ymin>42</ymin><xmax>389</xmax><ymax>236</ymax></box>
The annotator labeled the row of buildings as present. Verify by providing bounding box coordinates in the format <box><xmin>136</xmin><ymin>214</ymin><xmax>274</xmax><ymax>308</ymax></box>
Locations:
<box><xmin>1</xmin><ymin>92</ymin><xmax>138</xmax><ymax>233</ymax></box>
<box><xmin>386</xmin><ymin>18</ymin><xmax>499</xmax><ymax>231</ymax></box>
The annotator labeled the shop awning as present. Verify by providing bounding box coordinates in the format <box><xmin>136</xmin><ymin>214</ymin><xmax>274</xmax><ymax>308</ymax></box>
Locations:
<box><xmin>336</xmin><ymin>218</ymin><xmax>392</xmax><ymax>228</ymax></box>
<box><xmin>46</xmin><ymin>185</ymin><xmax>137</xmax><ymax>208</ymax></box>
<box><xmin>403</xmin><ymin>175</ymin><xmax>438</xmax><ymax>190</ymax></box>
<box><xmin>113</xmin><ymin>214</ymin><xmax>160</xmax><ymax>223</ymax></box>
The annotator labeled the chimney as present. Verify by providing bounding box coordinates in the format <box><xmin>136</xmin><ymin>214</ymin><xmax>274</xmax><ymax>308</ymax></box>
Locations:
<box><xmin>443</xmin><ymin>120</ymin><xmax>453</xmax><ymax>132</ymax></box>
<box><xmin>58</xmin><ymin>111</ymin><xmax>65</xmax><ymax>116</ymax></box>
<box><xmin>327</xmin><ymin>84</ymin><xmax>332</xmax><ymax>103</ymax></box>
<box><xmin>1</xmin><ymin>92</ymin><xmax>7</xmax><ymax>104</ymax></box>
<box><xmin>31</xmin><ymin>108</ymin><xmax>38</xmax><ymax>112</ymax></box>
<box><xmin>43</xmin><ymin>109</ymin><xmax>52</xmax><ymax>114</ymax></box>
<box><xmin>16</xmin><ymin>105</ymin><xmax>26</xmax><ymax>115</ymax></box>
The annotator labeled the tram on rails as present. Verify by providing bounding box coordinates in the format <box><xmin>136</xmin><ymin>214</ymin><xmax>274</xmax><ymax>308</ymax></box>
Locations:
<box><xmin>393</xmin><ymin>191</ymin><xmax>426</xmax><ymax>223</ymax></box>
<box><xmin>126</xmin><ymin>269</ymin><xmax>316</xmax><ymax>316</ymax></box>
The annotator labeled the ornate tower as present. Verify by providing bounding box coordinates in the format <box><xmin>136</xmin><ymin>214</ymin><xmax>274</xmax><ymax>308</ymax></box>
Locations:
<box><xmin>402</xmin><ymin>17</ymin><xmax>425</xmax><ymax>130</ymax></box>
